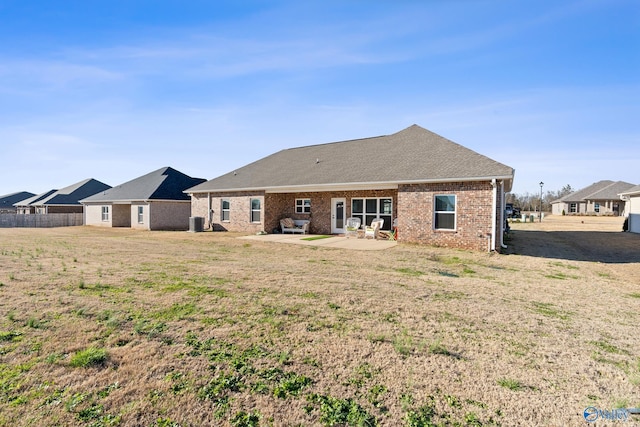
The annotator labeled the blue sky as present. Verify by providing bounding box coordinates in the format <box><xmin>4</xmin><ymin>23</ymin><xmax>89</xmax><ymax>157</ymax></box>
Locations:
<box><xmin>0</xmin><ymin>0</ymin><xmax>638</xmax><ymax>197</ymax></box>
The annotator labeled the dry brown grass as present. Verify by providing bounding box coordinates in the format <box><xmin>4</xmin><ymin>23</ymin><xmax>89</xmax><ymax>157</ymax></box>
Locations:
<box><xmin>0</xmin><ymin>217</ymin><xmax>639</xmax><ymax>426</ymax></box>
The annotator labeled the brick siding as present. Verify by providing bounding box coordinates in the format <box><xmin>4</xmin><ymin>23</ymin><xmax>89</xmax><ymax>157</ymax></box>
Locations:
<box><xmin>398</xmin><ymin>181</ymin><xmax>500</xmax><ymax>251</ymax></box>
<box><xmin>191</xmin><ymin>181</ymin><xmax>505</xmax><ymax>251</ymax></box>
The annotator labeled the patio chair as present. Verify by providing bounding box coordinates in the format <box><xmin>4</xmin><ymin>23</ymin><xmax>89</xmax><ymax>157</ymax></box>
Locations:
<box><xmin>378</xmin><ymin>218</ymin><xmax>398</xmax><ymax>241</ymax></box>
<box><xmin>345</xmin><ymin>217</ymin><xmax>361</xmax><ymax>238</ymax></box>
<box><xmin>364</xmin><ymin>218</ymin><xmax>384</xmax><ymax>239</ymax></box>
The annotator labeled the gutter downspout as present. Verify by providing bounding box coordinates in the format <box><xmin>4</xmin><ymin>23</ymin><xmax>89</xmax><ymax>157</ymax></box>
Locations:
<box><xmin>207</xmin><ymin>192</ymin><xmax>212</xmax><ymax>230</ymax></box>
<box><xmin>491</xmin><ymin>179</ymin><xmax>497</xmax><ymax>252</ymax></box>
<box><xmin>500</xmin><ymin>180</ymin><xmax>508</xmax><ymax>249</ymax></box>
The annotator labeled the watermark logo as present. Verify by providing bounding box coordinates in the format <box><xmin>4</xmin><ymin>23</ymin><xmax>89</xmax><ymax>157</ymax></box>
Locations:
<box><xmin>583</xmin><ymin>406</ymin><xmax>639</xmax><ymax>423</ymax></box>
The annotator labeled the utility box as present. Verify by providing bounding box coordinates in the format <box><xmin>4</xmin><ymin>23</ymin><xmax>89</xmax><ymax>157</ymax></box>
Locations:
<box><xmin>189</xmin><ymin>216</ymin><xmax>204</xmax><ymax>232</ymax></box>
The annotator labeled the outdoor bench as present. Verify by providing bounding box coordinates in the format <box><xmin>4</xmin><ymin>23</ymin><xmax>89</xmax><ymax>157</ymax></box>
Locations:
<box><xmin>280</xmin><ymin>218</ymin><xmax>310</xmax><ymax>234</ymax></box>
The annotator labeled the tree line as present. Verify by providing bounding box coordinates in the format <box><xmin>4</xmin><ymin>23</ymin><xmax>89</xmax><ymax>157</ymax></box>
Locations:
<box><xmin>506</xmin><ymin>184</ymin><xmax>573</xmax><ymax>212</ymax></box>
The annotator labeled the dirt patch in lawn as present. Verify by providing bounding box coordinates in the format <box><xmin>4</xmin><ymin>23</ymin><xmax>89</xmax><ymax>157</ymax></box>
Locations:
<box><xmin>0</xmin><ymin>219</ymin><xmax>639</xmax><ymax>426</ymax></box>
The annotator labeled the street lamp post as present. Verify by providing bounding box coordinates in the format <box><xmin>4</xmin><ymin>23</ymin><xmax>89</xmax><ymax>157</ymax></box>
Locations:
<box><xmin>539</xmin><ymin>181</ymin><xmax>544</xmax><ymax>222</ymax></box>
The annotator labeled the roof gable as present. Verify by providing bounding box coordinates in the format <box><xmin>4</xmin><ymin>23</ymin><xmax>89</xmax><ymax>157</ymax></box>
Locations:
<box><xmin>620</xmin><ymin>184</ymin><xmax>640</xmax><ymax>197</ymax></box>
<box><xmin>587</xmin><ymin>181</ymin><xmax>635</xmax><ymax>200</ymax></box>
<box><xmin>81</xmin><ymin>167</ymin><xmax>206</xmax><ymax>203</ymax></box>
<box><xmin>187</xmin><ymin>125</ymin><xmax>514</xmax><ymax>193</ymax></box>
<box><xmin>555</xmin><ymin>180</ymin><xmax>635</xmax><ymax>203</ymax></box>
<box><xmin>32</xmin><ymin>179</ymin><xmax>112</xmax><ymax>206</ymax></box>
<box><xmin>14</xmin><ymin>189</ymin><xmax>58</xmax><ymax>207</ymax></box>
<box><xmin>0</xmin><ymin>191</ymin><xmax>35</xmax><ymax>209</ymax></box>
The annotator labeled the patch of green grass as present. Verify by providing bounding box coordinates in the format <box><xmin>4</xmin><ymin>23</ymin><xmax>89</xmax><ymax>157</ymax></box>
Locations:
<box><xmin>428</xmin><ymin>339</ymin><xmax>456</xmax><ymax>358</ymax></box>
<box><xmin>152</xmin><ymin>302</ymin><xmax>199</xmax><ymax>321</ymax></box>
<box><xmin>78</xmin><ymin>282</ymin><xmax>122</xmax><ymax>294</ymax></box>
<box><xmin>497</xmin><ymin>377</ymin><xmax>523</xmax><ymax>391</ymax></box>
<box><xmin>438</xmin><ymin>256</ymin><xmax>464</xmax><ymax>265</ymax></box>
<box><xmin>306</xmin><ymin>393</ymin><xmax>378</xmax><ymax>427</ymax></box>
<box><xmin>590</xmin><ymin>340</ymin><xmax>629</xmax><ymax>355</ymax></box>
<box><xmin>69</xmin><ymin>347</ymin><xmax>108</xmax><ymax>368</ymax></box>
<box><xmin>462</xmin><ymin>266</ymin><xmax>476</xmax><ymax>275</ymax></box>
<box><xmin>367</xmin><ymin>384</ymin><xmax>387</xmax><ymax>409</ymax></box>
<box><xmin>198</xmin><ymin>372</ymin><xmax>244</xmax><ymax>402</ymax></box>
<box><xmin>549</xmin><ymin>261</ymin><xmax>579</xmax><ymax>270</ymax></box>
<box><xmin>301</xmin><ymin>235</ymin><xmax>333</xmax><ymax>241</ymax></box>
<box><xmin>544</xmin><ymin>271</ymin><xmax>579</xmax><ymax>280</ymax></box>
<box><xmin>395</xmin><ymin>267</ymin><xmax>424</xmax><ymax>276</ymax></box>
<box><xmin>272</xmin><ymin>372</ymin><xmax>312</xmax><ymax>398</ymax></box>
<box><xmin>134</xmin><ymin>319</ymin><xmax>167</xmax><ymax>338</ymax></box>
<box><xmin>166</xmin><ymin>371</ymin><xmax>192</xmax><ymax>395</ymax></box>
<box><xmin>531</xmin><ymin>302</ymin><xmax>571</xmax><ymax>320</ymax></box>
<box><xmin>628</xmin><ymin>293</ymin><xmax>640</xmax><ymax>299</ymax></box>
<box><xmin>156</xmin><ymin>418</ymin><xmax>180</xmax><ymax>427</ymax></box>
<box><xmin>0</xmin><ymin>330</ymin><xmax>22</xmax><ymax>342</ymax></box>
<box><xmin>507</xmin><ymin>340</ymin><xmax>534</xmax><ymax>357</ymax></box>
<box><xmin>405</xmin><ymin>402</ymin><xmax>436</xmax><ymax>427</ymax></box>
<box><xmin>0</xmin><ymin>363</ymin><xmax>32</xmax><ymax>404</ymax></box>
<box><xmin>231</xmin><ymin>410</ymin><xmax>261</xmax><ymax>427</ymax></box>
<box><xmin>366</xmin><ymin>333</ymin><xmax>387</xmax><ymax>344</ymax></box>
<box><xmin>348</xmin><ymin>363</ymin><xmax>378</xmax><ymax>388</ymax></box>
<box><xmin>393</xmin><ymin>330</ymin><xmax>416</xmax><ymax>357</ymax></box>
<box><xmin>26</xmin><ymin>316</ymin><xmax>44</xmax><ymax>329</ymax></box>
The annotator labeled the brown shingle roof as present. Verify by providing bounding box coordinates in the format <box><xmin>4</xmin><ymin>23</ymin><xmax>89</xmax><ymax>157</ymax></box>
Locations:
<box><xmin>187</xmin><ymin>125</ymin><xmax>514</xmax><ymax>193</ymax></box>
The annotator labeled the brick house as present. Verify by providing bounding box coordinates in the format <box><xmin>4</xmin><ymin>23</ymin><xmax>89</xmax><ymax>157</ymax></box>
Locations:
<box><xmin>186</xmin><ymin>125</ymin><xmax>515</xmax><ymax>251</ymax></box>
<box><xmin>81</xmin><ymin>167</ymin><xmax>205</xmax><ymax>231</ymax></box>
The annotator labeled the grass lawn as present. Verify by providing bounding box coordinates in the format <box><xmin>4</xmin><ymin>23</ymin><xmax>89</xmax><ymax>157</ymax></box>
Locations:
<box><xmin>0</xmin><ymin>222</ymin><xmax>638</xmax><ymax>426</ymax></box>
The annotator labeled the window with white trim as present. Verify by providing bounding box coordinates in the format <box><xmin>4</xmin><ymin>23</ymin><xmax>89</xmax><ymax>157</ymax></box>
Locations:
<box><xmin>250</xmin><ymin>198</ymin><xmax>261</xmax><ymax>223</ymax></box>
<box><xmin>295</xmin><ymin>198</ymin><xmax>311</xmax><ymax>214</ymax></box>
<box><xmin>570</xmin><ymin>203</ymin><xmax>577</xmax><ymax>213</ymax></box>
<box><xmin>434</xmin><ymin>195</ymin><xmax>456</xmax><ymax>230</ymax></box>
<box><xmin>221</xmin><ymin>199</ymin><xmax>230</xmax><ymax>221</ymax></box>
<box><xmin>351</xmin><ymin>197</ymin><xmax>392</xmax><ymax>230</ymax></box>
<box><xmin>101</xmin><ymin>206</ymin><xmax>109</xmax><ymax>221</ymax></box>
<box><xmin>594</xmin><ymin>202</ymin><xmax>600</xmax><ymax>213</ymax></box>
<box><xmin>137</xmin><ymin>206</ymin><xmax>144</xmax><ymax>223</ymax></box>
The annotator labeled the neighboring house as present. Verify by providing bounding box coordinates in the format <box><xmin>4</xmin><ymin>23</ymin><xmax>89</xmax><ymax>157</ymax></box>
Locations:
<box><xmin>14</xmin><ymin>190</ymin><xmax>58</xmax><ymax>214</ymax></box>
<box><xmin>619</xmin><ymin>185</ymin><xmax>640</xmax><ymax>233</ymax></box>
<box><xmin>18</xmin><ymin>179</ymin><xmax>111</xmax><ymax>214</ymax></box>
<box><xmin>81</xmin><ymin>167</ymin><xmax>206</xmax><ymax>231</ymax></box>
<box><xmin>186</xmin><ymin>125</ymin><xmax>515</xmax><ymax>251</ymax></box>
<box><xmin>0</xmin><ymin>191</ymin><xmax>35</xmax><ymax>213</ymax></box>
<box><xmin>551</xmin><ymin>180</ymin><xmax>635</xmax><ymax>216</ymax></box>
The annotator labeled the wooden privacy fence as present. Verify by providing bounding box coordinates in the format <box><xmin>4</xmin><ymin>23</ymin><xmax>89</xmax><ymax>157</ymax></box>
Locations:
<box><xmin>0</xmin><ymin>213</ymin><xmax>83</xmax><ymax>228</ymax></box>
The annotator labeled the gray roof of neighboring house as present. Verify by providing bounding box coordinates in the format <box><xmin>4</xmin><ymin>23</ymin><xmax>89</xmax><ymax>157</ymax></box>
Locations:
<box><xmin>619</xmin><ymin>184</ymin><xmax>640</xmax><ymax>197</ymax></box>
<box><xmin>187</xmin><ymin>125</ymin><xmax>515</xmax><ymax>194</ymax></box>
<box><xmin>81</xmin><ymin>167</ymin><xmax>206</xmax><ymax>203</ymax></box>
<box><xmin>0</xmin><ymin>191</ymin><xmax>35</xmax><ymax>209</ymax></box>
<box><xmin>588</xmin><ymin>181</ymin><xmax>635</xmax><ymax>200</ymax></box>
<box><xmin>14</xmin><ymin>189</ymin><xmax>58</xmax><ymax>207</ymax></box>
<box><xmin>29</xmin><ymin>178</ymin><xmax>111</xmax><ymax>206</ymax></box>
<box><xmin>553</xmin><ymin>180</ymin><xmax>636</xmax><ymax>203</ymax></box>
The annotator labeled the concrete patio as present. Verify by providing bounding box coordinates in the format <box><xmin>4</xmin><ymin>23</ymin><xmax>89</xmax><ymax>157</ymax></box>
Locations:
<box><xmin>239</xmin><ymin>233</ymin><xmax>398</xmax><ymax>251</ymax></box>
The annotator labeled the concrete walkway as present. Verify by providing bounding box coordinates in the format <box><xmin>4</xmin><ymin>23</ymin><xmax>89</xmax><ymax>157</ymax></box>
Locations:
<box><xmin>239</xmin><ymin>233</ymin><xmax>397</xmax><ymax>251</ymax></box>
